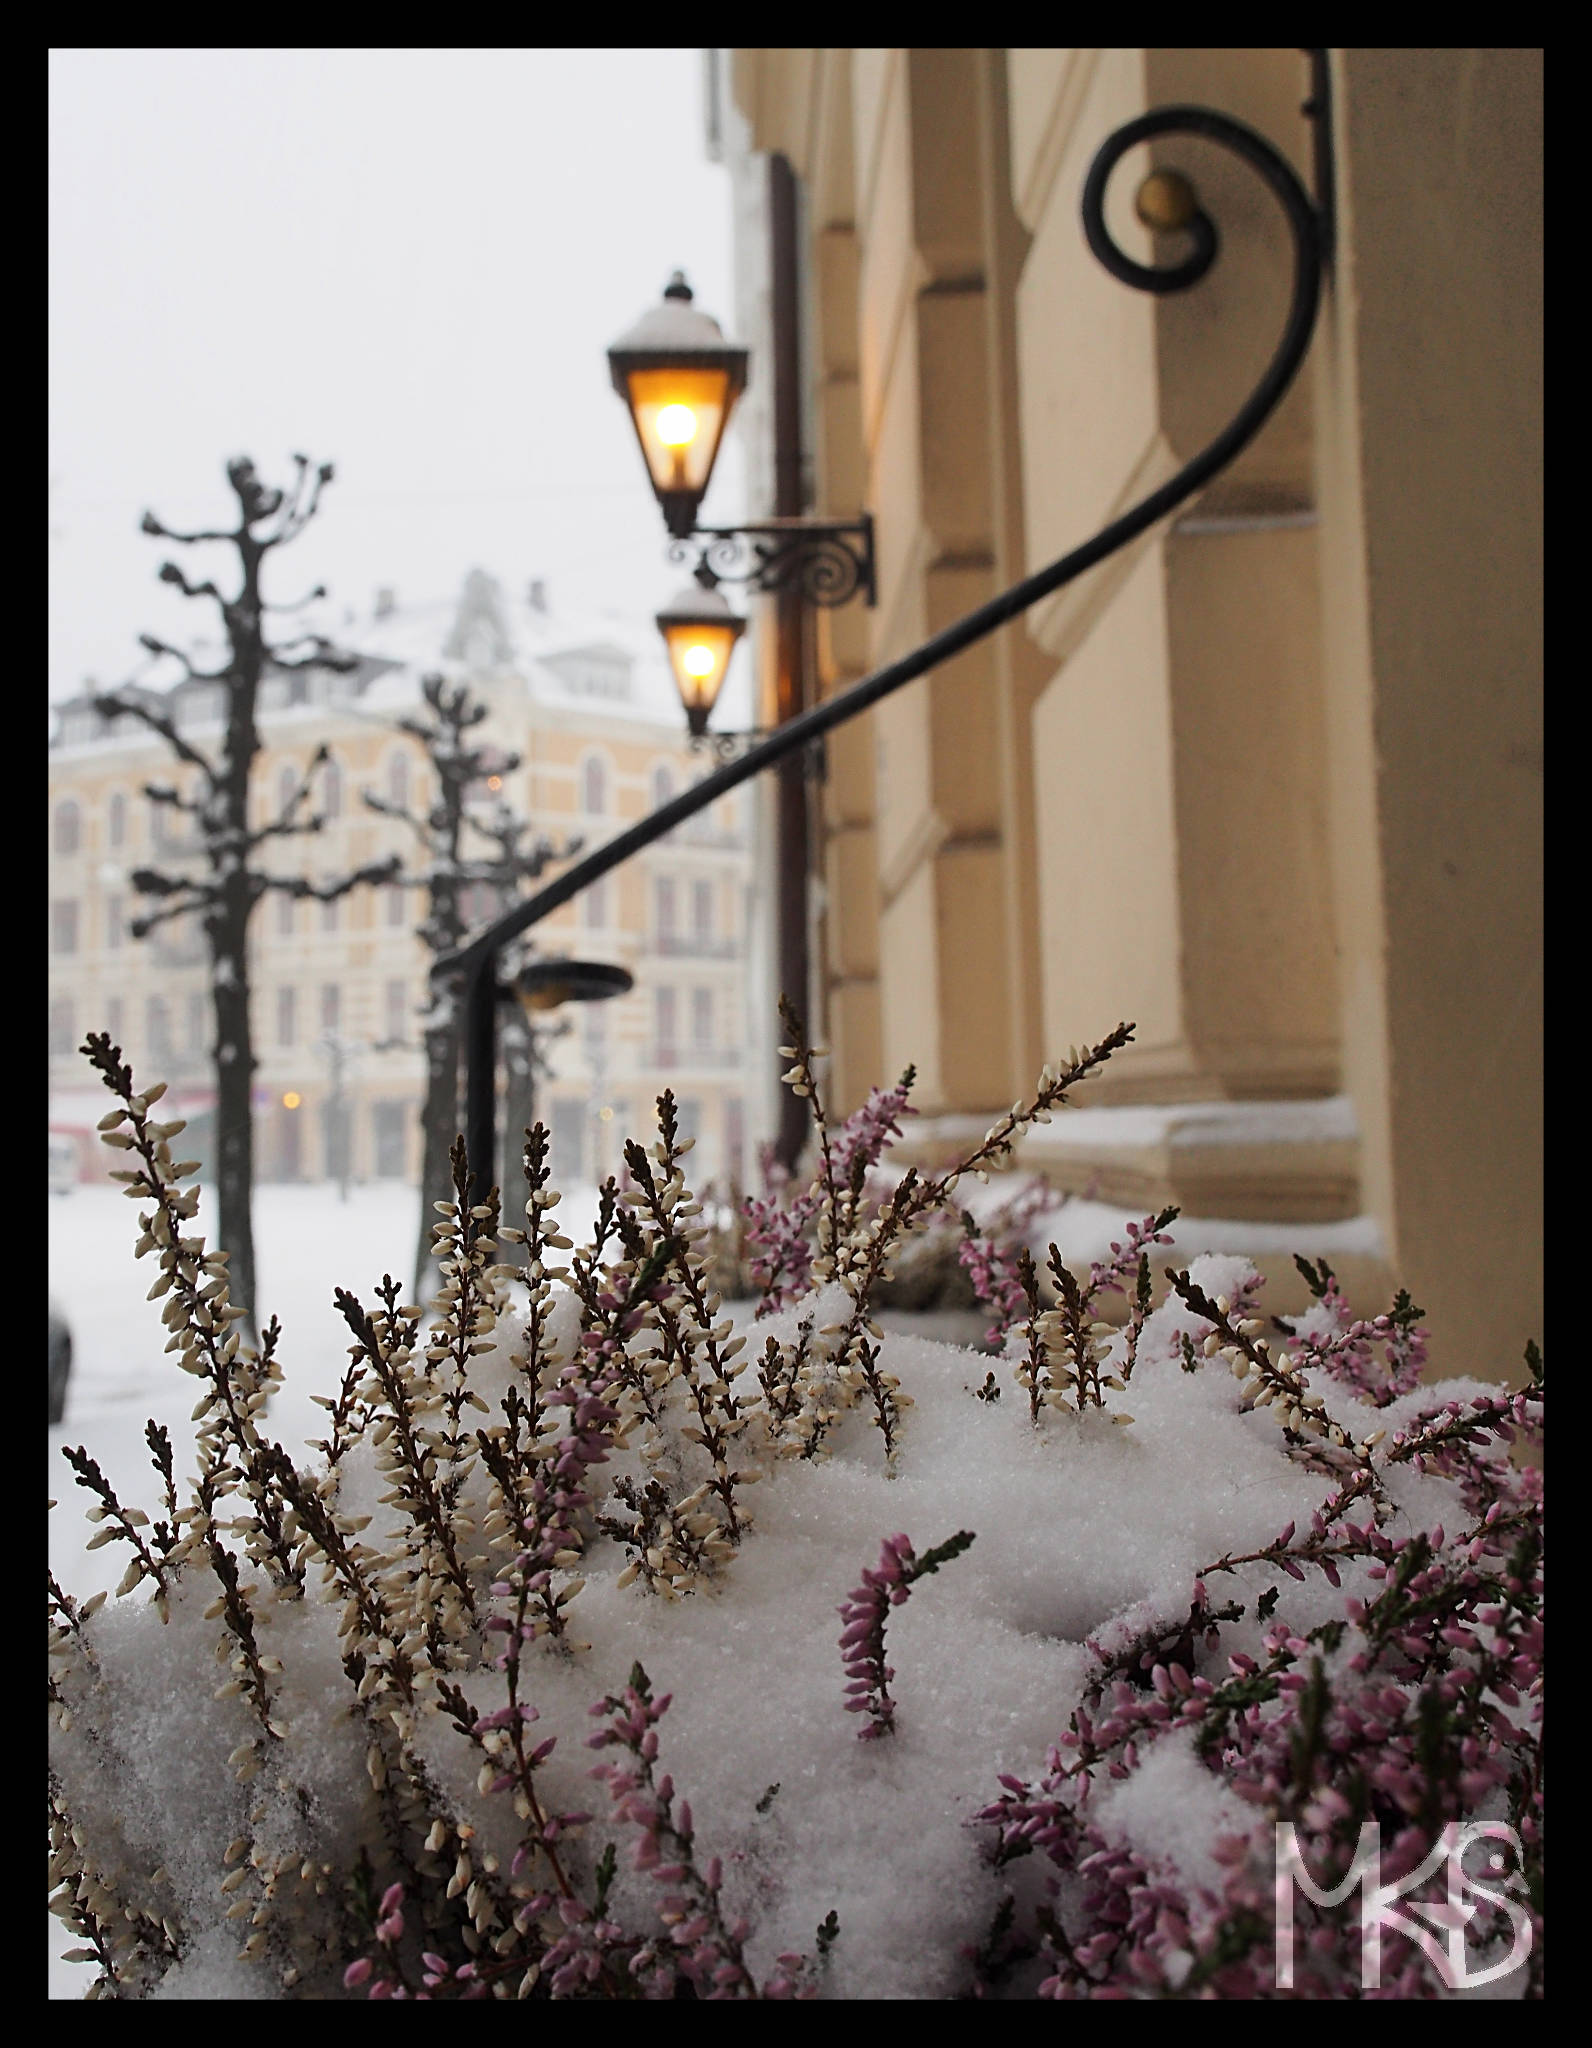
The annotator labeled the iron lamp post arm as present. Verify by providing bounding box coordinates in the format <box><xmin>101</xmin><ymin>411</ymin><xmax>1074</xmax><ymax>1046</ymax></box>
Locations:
<box><xmin>447</xmin><ymin>102</ymin><xmax>1325</xmax><ymax>1195</ymax></box>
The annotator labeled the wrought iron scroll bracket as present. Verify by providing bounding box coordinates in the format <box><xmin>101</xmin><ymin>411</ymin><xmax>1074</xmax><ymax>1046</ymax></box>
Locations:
<box><xmin>668</xmin><ymin>513</ymin><xmax>875</xmax><ymax>609</ymax></box>
<box><xmin>445</xmin><ymin>86</ymin><xmax>1331</xmax><ymax>1197</ymax></box>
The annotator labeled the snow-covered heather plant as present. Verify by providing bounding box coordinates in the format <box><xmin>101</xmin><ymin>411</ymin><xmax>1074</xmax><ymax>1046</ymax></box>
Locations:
<box><xmin>50</xmin><ymin>1020</ymin><xmax>1542</xmax><ymax>1999</ymax></box>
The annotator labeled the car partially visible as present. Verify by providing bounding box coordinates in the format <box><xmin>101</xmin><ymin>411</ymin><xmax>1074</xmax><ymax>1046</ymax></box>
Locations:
<box><xmin>49</xmin><ymin>1298</ymin><xmax>72</xmax><ymax>1425</ymax></box>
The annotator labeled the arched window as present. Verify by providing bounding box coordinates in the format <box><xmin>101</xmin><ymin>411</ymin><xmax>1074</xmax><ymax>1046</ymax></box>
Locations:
<box><xmin>53</xmin><ymin>800</ymin><xmax>80</xmax><ymax>856</ymax></box>
<box><xmin>107</xmin><ymin>791</ymin><xmax>126</xmax><ymax>849</ymax></box>
<box><xmin>582</xmin><ymin>754</ymin><xmax>607</xmax><ymax>817</ymax></box>
<box><xmin>321</xmin><ymin>756</ymin><xmax>342</xmax><ymax>819</ymax></box>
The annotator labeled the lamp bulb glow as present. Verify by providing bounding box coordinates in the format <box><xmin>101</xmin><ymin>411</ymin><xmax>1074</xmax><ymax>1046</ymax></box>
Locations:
<box><xmin>656</xmin><ymin>403</ymin><xmax>698</xmax><ymax>448</ymax></box>
<box><xmin>682</xmin><ymin>643</ymin><xmax>715</xmax><ymax>678</ymax></box>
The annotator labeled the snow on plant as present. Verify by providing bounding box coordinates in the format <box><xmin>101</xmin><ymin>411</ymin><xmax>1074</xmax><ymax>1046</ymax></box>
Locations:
<box><xmin>49</xmin><ymin>1021</ymin><xmax>1542</xmax><ymax>1999</ymax></box>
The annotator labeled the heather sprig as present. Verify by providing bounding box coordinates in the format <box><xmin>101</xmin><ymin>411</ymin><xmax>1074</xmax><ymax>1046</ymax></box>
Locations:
<box><xmin>837</xmin><ymin>1531</ymin><xmax>976</xmax><ymax>1738</ymax></box>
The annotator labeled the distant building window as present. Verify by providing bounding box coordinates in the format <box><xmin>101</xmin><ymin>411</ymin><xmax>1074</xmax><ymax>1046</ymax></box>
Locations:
<box><xmin>551</xmin><ymin>1098</ymin><xmax>586</xmax><ymax>1182</ymax></box>
<box><xmin>54</xmin><ymin>800</ymin><xmax>81</xmax><ymax>856</ymax></box>
<box><xmin>582</xmin><ymin>755</ymin><xmax>607</xmax><ymax>816</ymax></box>
<box><xmin>49</xmin><ymin>998</ymin><xmax>75</xmax><ymax>1058</ymax></box>
<box><xmin>692</xmin><ymin>878</ymin><xmax>713</xmax><ymax>942</ymax></box>
<box><xmin>107</xmin><ymin>791</ymin><xmax>127</xmax><ymax>848</ymax></box>
<box><xmin>384</xmin><ymin>980</ymin><xmax>407</xmax><ymax>1045</ymax></box>
<box><xmin>147</xmin><ymin>996</ymin><xmax>172</xmax><ymax>1061</ymax></box>
<box><xmin>692</xmin><ymin>987</ymin><xmax>714</xmax><ymax>1049</ymax></box>
<box><xmin>321</xmin><ymin>756</ymin><xmax>342</xmax><ymax>819</ymax></box>
<box><xmin>655</xmin><ymin>985</ymin><xmax>677</xmax><ymax>1062</ymax></box>
<box><xmin>321</xmin><ymin>892</ymin><xmax>339</xmax><ymax>933</ymax></box>
<box><xmin>321</xmin><ymin>984</ymin><xmax>340</xmax><ymax>1032</ymax></box>
<box><xmin>187</xmin><ymin>991</ymin><xmax>207</xmax><ymax>1053</ymax></box>
<box><xmin>51</xmin><ymin>899</ymin><xmax>79</xmax><ymax>954</ymax></box>
<box><xmin>105</xmin><ymin>995</ymin><xmax>123</xmax><ymax>1043</ymax></box>
<box><xmin>655</xmin><ymin>875</ymin><xmax>677</xmax><ymax>939</ymax></box>
<box><xmin>276</xmin><ymin>892</ymin><xmax>295</xmax><ymax>937</ymax></box>
<box><xmin>278</xmin><ymin>764</ymin><xmax>298</xmax><ymax>813</ymax></box>
<box><xmin>652</xmin><ymin>764</ymin><xmax>674</xmax><ymax>810</ymax></box>
<box><xmin>277</xmin><ymin>986</ymin><xmax>296</xmax><ymax>1048</ymax></box>
<box><xmin>388</xmin><ymin>751</ymin><xmax>410</xmax><ymax>809</ymax></box>
<box><xmin>105</xmin><ymin>894</ymin><xmax>124</xmax><ymax>951</ymax></box>
<box><xmin>372</xmin><ymin>1100</ymin><xmax>407</xmax><ymax>1177</ymax></box>
<box><xmin>385</xmin><ymin>883</ymin><xmax>406</xmax><ymax>929</ymax></box>
<box><xmin>582</xmin><ymin>878</ymin><xmax>608</xmax><ymax>931</ymax></box>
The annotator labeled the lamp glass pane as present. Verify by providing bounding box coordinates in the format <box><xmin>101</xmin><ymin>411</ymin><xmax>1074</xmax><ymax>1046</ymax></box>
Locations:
<box><xmin>625</xmin><ymin>367</ymin><xmax>732</xmax><ymax>497</ymax></box>
<box><xmin>662</xmin><ymin>619</ymin><xmax>736</xmax><ymax>720</ymax></box>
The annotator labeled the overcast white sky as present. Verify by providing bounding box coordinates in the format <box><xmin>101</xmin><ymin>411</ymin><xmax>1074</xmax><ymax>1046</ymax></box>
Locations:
<box><xmin>48</xmin><ymin>48</ymin><xmax>745</xmax><ymax>705</ymax></box>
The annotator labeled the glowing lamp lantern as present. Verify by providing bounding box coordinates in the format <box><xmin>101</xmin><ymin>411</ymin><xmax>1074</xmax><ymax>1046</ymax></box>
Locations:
<box><xmin>608</xmin><ymin>272</ymin><xmax>748</xmax><ymax>538</ymax></box>
<box><xmin>656</xmin><ymin>584</ymin><xmax>746</xmax><ymax>737</ymax></box>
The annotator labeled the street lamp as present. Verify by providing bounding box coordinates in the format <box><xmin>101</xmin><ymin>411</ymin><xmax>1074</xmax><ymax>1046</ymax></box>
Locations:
<box><xmin>508</xmin><ymin>957</ymin><xmax>633</xmax><ymax>1016</ymax></box>
<box><xmin>655</xmin><ymin>584</ymin><xmax>746</xmax><ymax>738</ymax></box>
<box><xmin>607</xmin><ymin>271</ymin><xmax>747</xmax><ymax>541</ymax></box>
<box><xmin>609</xmin><ymin>271</ymin><xmax>875</xmax><ymax>614</ymax></box>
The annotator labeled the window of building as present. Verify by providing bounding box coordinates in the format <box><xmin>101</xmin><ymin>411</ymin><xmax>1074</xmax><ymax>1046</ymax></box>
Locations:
<box><xmin>582</xmin><ymin>878</ymin><xmax>608</xmax><ymax>931</ymax></box>
<box><xmin>321</xmin><ymin>756</ymin><xmax>342</xmax><ymax>819</ymax></box>
<box><xmin>655</xmin><ymin>985</ymin><xmax>677</xmax><ymax>1063</ymax></box>
<box><xmin>692</xmin><ymin>878</ymin><xmax>713</xmax><ymax>943</ymax></box>
<box><xmin>321</xmin><ymin>892</ymin><xmax>339</xmax><ymax>933</ymax></box>
<box><xmin>385</xmin><ymin>883</ymin><xmax>406</xmax><ymax>929</ymax></box>
<box><xmin>725</xmin><ymin>1095</ymin><xmax>745</xmax><ymax>1188</ymax></box>
<box><xmin>372</xmin><ymin>1100</ymin><xmax>407</xmax><ymax>1178</ymax></box>
<box><xmin>51</xmin><ymin>899</ymin><xmax>79</xmax><ymax>954</ymax></box>
<box><xmin>321</xmin><ymin>984</ymin><xmax>340</xmax><ymax>1032</ymax></box>
<box><xmin>692</xmin><ymin>987</ymin><xmax>715</xmax><ymax>1051</ymax></box>
<box><xmin>652</xmin><ymin>763</ymin><xmax>674</xmax><ymax>811</ymax></box>
<box><xmin>388</xmin><ymin>750</ymin><xmax>410</xmax><ymax>809</ymax></box>
<box><xmin>54</xmin><ymin>800</ymin><xmax>81</xmax><ymax>856</ymax></box>
<box><xmin>147</xmin><ymin>996</ymin><xmax>172</xmax><ymax>1061</ymax></box>
<box><xmin>655</xmin><ymin>874</ymin><xmax>677</xmax><ymax>940</ymax></box>
<box><xmin>675</xmin><ymin>1097</ymin><xmax>702</xmax><ymax>1150</ymax></box>
<box><xmin>277</xmin><ymin>986</ymin><xmax>296</xmax><ymax>1048</ymax></box>
<box><xmin>384</xmin><ymin>980</ymin><xmax>407</xmax><ymax>1045</ymax></box>
<box><xmin>582</xmin><ymin>754</ymin><xmax>607</xmax><ymax>816</ymax></box>
<box><xmin>49</xmin><ymin>998</ymin><xmax>74</xmax><ymax>1058</ymax></box>
<box><xmin>551</xmin><ymin>1098</ymin><xmax>586</xmax><ymax>1184</ymax></box>
<box><xmin>276</xmin><ymin>892</ymin><xmax>295</xmax><ymax>938</ymax></box>
<box><xmin>107</xmin><ymin>791</ymin><xmax>126</xmax><ymax>849</ymax></box>
<box><xmin>105</xmin><ymin>995</ymin><xmax>123</xmax><ymax>1043</ymax></box>
<box><xmin>105</xmin><ymin>894</ymin><xmax>124</xmax><ymax>951</ymax></box>
<box><xmin>278</xmin><ymin>763</ymin><xmax>299</xmax><ymax>813</ymax></box>
<box><xmin>187</xmin><ymin>990</ymin><xmax>207</xmax><ymax>1053</ymax></box>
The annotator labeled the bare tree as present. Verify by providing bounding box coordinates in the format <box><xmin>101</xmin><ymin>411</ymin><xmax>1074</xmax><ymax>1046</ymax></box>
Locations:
<box><xmin>362</xmin><ymin>672</ymin><xmax>578</xmax><ymax>1295</ymax></box>
<box><xmin>93</xmin><ymin>455</ymin><xmax>401</xmax><ymax>1328</ymax></box>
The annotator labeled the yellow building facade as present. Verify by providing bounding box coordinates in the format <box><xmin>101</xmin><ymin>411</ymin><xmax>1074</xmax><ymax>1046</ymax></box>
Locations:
<box><xmin>725</xmin><ymin>48</ymin><xmax>1541</xmax><ymax>1367</ymax></box>
<box><xmin>48</xmin><ymin>578</ymin><xmax>755</xmax><ymax>1200</ymax></box>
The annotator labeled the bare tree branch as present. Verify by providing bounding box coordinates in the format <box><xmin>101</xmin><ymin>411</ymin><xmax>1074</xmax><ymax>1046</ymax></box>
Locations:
<box><xmin>156</xmin><ymin>560</ymin><xmax>223</xmax><ymax>603</ymax></box>
<box><xmin>141</xmin><ymin>507</ymin><xmax>235</xmax><ymax>546</ymax></box>
<box><xmin>134</xmin><ymin>634</ymin><xmax>234</xmax><ymax>686</ymax></box>
<box><xmin>128</xmin><ymin>865</ymin><xmax>209</xmax><ymax>900</ymax></box>
<box><xmin>264</xmin><ymin>582</ymin><xmax>328</xmax><ymax>613</ymax></box>
<box><xmin>256</xmin><ymin>853</ymin><xmax>403</xmax><ymax>902</ymax></box>
<box><xmin>142</xmin><ymin>780</ymin><xmax>205</xmax><ymax>815</ymax></box>
<box><xmin>361</xmin><ymin>789</ymin><xmax>435</xmax><ymax>850</ymax></box>
<box><xmin>128</xmin><ymin>896</ymin><xmax>214</xmax><ymax>940</ymax></box>
<box><xmin>93</xmin><ymin>692</ymin><xmax>217</xmax><ymax>781</ymax></box>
